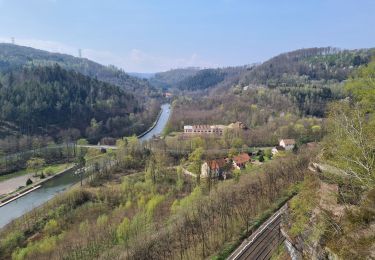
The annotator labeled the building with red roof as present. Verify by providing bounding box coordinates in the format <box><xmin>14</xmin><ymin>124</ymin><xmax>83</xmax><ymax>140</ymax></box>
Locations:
<box><xmin>232</xmin><ymin>153</ymin><xmax>251</xmax><ymax>169</ymax></box>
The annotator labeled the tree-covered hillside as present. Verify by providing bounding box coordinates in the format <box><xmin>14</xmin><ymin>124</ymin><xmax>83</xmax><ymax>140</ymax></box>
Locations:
<box><xmin>0</xmin><ymin>65</ymin><xmax>159</xmax><ymax>142</ymax></box>
<box><xmin>149</xmin><ymin>67</ymin><xmax>200</xmax><ymax>89</ymax></box>
<box><xmin>151</xmin><ymin>47</ymin><xmax>374</xmax><ymax>95</ymax></box>
<box><xmin>150</xmin><ymin>67</ymin><xmax>246</xmax><ymax>92</ymax></box>
<box><xmin>232</xmin><ymin>47</ymin><xmax>374</xmax><ymax>116</ymax></box>
<box><xmin>239</xmin><ymin>47</ymin><xmax>374</xmax><ymax>87</ymax></box>
<box><xmin>0</xmin><ymin>43</ymin><xmax>159</xmax><ymax>97</ymax></box>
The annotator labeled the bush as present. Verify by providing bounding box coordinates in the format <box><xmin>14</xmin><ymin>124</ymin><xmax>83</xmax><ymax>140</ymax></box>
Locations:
<box><xmin>43</xmin><ymin>219</ymin><xmax>60</xmax><ymax>236</ymax></box>
<box><xmin>96</xmin><ymin>214</ymin><xmax>109</xmax><ymax>227</ymax></box>
<box><xmin>44</xmin><ymin>167</ymin><xmax>54</xmax><ymax>176</ymax></box>
<box><xmin>26</xmin><ymin>178</ymin><xmax>33</xmax><ymax>186</ymax></box>
<box><xmin>0</xmin><ymin>231</ymin><xmax>25</xmax><ymax>254</ymax></box>
<box><xmin>116</xmin><ymin>217</ymin><xmax>131</xmax><ymax>243</ymax></box>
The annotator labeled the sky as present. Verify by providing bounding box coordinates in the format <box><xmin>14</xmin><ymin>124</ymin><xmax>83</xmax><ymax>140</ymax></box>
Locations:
<box><xmin>0</xmin><ymin>0</ymin><xmax>374</xmax><ymax>73</ymax></box>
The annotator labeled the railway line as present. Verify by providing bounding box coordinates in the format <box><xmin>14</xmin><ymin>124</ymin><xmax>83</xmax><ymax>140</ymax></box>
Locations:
<box><xmin>228</xmin><ymin>205</ymin><xmax>287</xmax><ymax>260</ymax></box>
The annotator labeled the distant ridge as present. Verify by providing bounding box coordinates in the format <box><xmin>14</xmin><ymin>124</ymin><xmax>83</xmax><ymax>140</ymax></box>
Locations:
<box><xmin>0</xmin><ymin>43</ymin><xmax>159</xmax><ymax>97</ymax></box>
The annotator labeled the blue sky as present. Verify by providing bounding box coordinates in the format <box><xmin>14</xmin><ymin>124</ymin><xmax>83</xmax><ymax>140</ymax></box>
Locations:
<box><xmin>0</xmin><ymin>0</ymin><xmax>374</xmax><ymax>72</ymax></box>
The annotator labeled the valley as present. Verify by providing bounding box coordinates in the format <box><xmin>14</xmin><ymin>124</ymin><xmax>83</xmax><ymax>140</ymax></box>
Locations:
<box><xmin>0</xmin><ymin>38</ymin><xmax>374</xmax><ymax>260</ymax></box>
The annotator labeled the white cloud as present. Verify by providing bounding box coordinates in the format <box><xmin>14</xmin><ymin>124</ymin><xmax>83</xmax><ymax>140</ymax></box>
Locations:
<box><xmin>0</xmin><ymin>37</ymin><xmax>217</xmax><ymax>72</ymax></box>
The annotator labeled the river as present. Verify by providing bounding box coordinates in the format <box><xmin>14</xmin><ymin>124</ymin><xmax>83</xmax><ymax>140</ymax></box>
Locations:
<box><xmin>0</xmin><ymin>103</ymin><xmax>171</xmax><ymax>228</ymax></box>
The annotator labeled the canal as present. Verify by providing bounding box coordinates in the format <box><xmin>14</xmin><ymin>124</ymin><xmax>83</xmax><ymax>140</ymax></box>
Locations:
<box><xmin>0</xmin><ymin>103</ymin><xmax>171</xmax><ymax>228</ymax></box>
<box><xmin>139</xmin><ymin>103</ymin><xmax>171</xmax><ymax>141</ymax></box>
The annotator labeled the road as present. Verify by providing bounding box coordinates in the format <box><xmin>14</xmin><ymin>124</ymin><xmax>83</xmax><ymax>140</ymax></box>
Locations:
<box><xmin>228</xmin><ymin>205</ymin><xmax>287</xmax><ymax>260</ymax></box>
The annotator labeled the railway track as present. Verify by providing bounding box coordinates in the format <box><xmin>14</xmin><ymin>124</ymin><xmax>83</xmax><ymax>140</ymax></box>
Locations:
<box><xmin>228</xmin><ymin>205</ymin><xmax>286</xmax><ymax>260</ymax></box>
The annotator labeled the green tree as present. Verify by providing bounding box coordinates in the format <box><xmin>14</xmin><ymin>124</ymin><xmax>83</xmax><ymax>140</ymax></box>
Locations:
<box><xmin>145</xmin><ymin>156</ymin><xmax>157</xmax><ymax>184</ymax></box>
<box><xmin>345</xmin><ymin>59</ymin><xmax>375</xmax><ymax>111</ymax></box>
<box><xmin>43</xmin><ymin>219</ymin><xmax>60</xmax><ymax>236</ymax></box>
<box><xmin>116</xmin><ymin>217</ymin><xmax>131</xmax><ymax>244</ymax></box>
<box><xmin>26</xmin><ymin>157</ymin><xmax>46</xmax><ymax>177</ymax></box>
<box><xmin>311</xmin><ymin>125</ymin><xmax>321</xmax><ymax>141</ymax></box>
<box><xmin>77</xmin><ymin>138</ymin><xmax>89</xmax><ymax>145</ymax></box>
<box><xmin>188</xmin><ymin>148</ymin><xmax>204</xmax><ymax>183</ymax></box>
<box><xmin>176</xmin><ymin>166</ymin><xmax>184</xmax><ymax>191</ymax></box>
<box><xmin>75</xmin><ymin>155</ymin><xmax>86</xmax><ymax>186</ymax></box>
<box><xmin>233</xmin><ymin>169</ymin><xmax>241</xmax><ymax>182</ymax></box>
<box><xmin>96</xmin><ymin>214</ymin><xmax>109</xmax><ymax>227</ymax></box>
<box><xmin>264</xmin><ymin>148</ymin><xmax>273</xmax><ymax>159</ymax></box>
<box><xmin>324</xmin><ymin>60</ymin><xmax>375</xmax><ymax>189</ymax></box>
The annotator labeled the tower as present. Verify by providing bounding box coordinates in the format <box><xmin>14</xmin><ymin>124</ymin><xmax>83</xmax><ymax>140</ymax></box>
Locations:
<box><xmin>78</xmin><ymin>48</ymin><xmax>82</xmax><ymax>58</ymax></box>
<box><xmin>11</xmin><ymin>37</ymin><xmax>15</xmax><ymax>44</ymax></box>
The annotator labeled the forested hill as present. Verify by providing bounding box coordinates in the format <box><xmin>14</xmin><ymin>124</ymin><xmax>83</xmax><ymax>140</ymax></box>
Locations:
<box><xmin>149</xmin><ymin>67</ymin><xmax>200</xmax><ymax>89</ymax></box>
<box><xmin>152</xmin><ymin>47</ymin><xmax>374</xmax><ymax>92</ymax></box>
<box><xmin>0</xmin><ymin>65</ymin><xmax>158</xmax><ymax>142</ymax></box>
<box><xmin>153</xmin><ymin>47</ymin><xmax>373</xmax><ymax>117</ymax></box>
<box><xmin>150</xmin><ymin>67</ymin><xmax>246</xmax><ymax>91</ymax></box>
<box><xmin>0</xmin><ymin>43</ymin><xmax>159</xmax><ymax>97</ymax></box>
<box><xmin>238</xmin><ymin>47</ymin><xmax>374</xmax><ymax>87</ymax></box>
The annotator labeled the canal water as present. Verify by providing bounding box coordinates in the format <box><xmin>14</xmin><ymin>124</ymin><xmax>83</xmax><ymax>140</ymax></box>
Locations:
<box><xmin>0</xmin><ymin>104</ymin><xmax>171</xmax><ymax>228</ymax></box>
<box><xmin>140</xmin><ymin>103</ymin><xmax>171</xmax><ymax>141</ymax></box>
<box><xmin>0</xmin><ymin>168</ymin><xmax>79</xmax><ymax>228</ymax></box>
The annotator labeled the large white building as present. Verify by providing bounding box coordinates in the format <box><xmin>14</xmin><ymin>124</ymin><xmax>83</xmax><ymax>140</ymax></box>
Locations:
<box><xmin>184</xmin><ymin>125</ymin><xmax>226</xmax><ymax>135</ymax></box>
<box><xmin>183</xmin><ymin>122</ymin><xmax>247</xmax><ymax>135</ymax></box>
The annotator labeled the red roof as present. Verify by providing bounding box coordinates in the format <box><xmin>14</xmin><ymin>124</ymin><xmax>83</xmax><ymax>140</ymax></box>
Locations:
<box><xmin>233</xmin><ymin>153</ymin><xmax>251</xmax><ymax>165</ymax></box>
<box><xmin>207</xmin><ymin>158</ymin><xmax>227</xmax><ymax>170</ymax></box>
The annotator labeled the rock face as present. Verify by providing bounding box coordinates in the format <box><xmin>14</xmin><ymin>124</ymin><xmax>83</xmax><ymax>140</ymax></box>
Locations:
<box><xmin>279</xmin><ymin>176</ymin><xmax>341</xmax><ymax>260</ymax></box>
<box><xmin>280</xmin><ymin>173</ymin><xmax>375</xmax><ymax>260</ymax></box>
<box><xmin>281</xmin><ymin>207</ymin><xmax>327</xmax><ymax>260</ymax></box>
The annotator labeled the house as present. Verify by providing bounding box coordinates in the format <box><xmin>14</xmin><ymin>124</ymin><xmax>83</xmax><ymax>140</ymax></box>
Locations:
<box><xmin>184</xmin><ymin>125</ymin><xmax>226</xmax><ymax>135</ymax></box>
<box><xmin>272</xmin><ymin>146</ymin><xmax>285</xmax><ymax>155</ymax></box>
<box><xmin>232</xmin><ymin>153</ymin><xmax>251</xmax><ymax>169</ymax></box>
<box><xmin>201</xmin><ymin>158</ymin><xmax>228</xmax><ymax>178</ymax></box>
<box><xmin>279</xmin><ymin>139</ymin><xmax>296</xmax><ymax>151</ymax></box>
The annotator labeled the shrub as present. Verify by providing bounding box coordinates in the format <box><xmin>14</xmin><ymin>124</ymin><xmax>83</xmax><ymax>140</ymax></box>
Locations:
<box><xmin>43</xmin><ymin>219</ymin><xmax>60</xmax><ymax>236</ymax></box>
<box><xmin>0</xmin><ymin>231</ymin><xmax>25</xmax><ymax>254</ymax></box>
<box><xmin>26</xmin><ymin>178</ymin><xmax>33</xmax><ymax>186</ymax></box>
<box><xmin>96</xmin><ymin>214</ymin><xmax>109</xmax><ymax>227</ymax></box>
<box><xmin>116</xmin><ymin>217</ymin><xmax>131</xmax><ymax>243</ymax></box>
<box><xmin>44</xmin><ymin>167</ymin><xmax>54</xmax><ymax>176</ymax></box>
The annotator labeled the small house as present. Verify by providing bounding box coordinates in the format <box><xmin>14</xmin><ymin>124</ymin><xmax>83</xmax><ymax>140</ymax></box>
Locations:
<box><xmin>201</xmin><ymin>158</ymin><xmax>228</xmax><ymax>178</ymax></box>
<box><xmin>279</xmin><ymin>139</ymin><xmax>296</xmax><ymax>151</ymax></box>
<box><xmin>232</xmin><ymin>153</ymin><xmax>251</xmax><ymax>169</ymax></box>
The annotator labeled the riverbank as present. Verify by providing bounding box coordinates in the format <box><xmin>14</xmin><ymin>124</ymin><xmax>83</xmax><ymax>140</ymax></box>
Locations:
<box><xmin>0</xmin><ymin>164</ymin><xmax>76</xmax><ymax>207</ymax></box>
